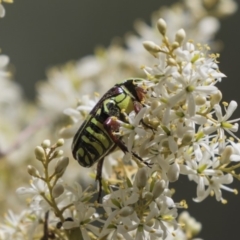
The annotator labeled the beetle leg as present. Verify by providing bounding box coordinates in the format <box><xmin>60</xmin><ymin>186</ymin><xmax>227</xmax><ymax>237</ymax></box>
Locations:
<box><xmin>135</xmin><ymin>85</ymin><xmax>146</xmax><ymax>102</ymax></box>
<box><xmin>104</xmin><ymin>117</ymin><xmax>151</xmax><ymax>167</ymax></box>
<box><xmin>96</xmin><ymin>158</ymin><xmax>104</xmax><ymax>203</ymax></box>
<box><xmin>133</xmin><ymin>101</ymin><xmax>143</xmax><ymax>113</ymax></box>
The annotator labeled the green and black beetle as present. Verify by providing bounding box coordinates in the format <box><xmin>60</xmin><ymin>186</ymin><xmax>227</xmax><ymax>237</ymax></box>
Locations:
<box><xmin>72</xmin><ymin>78</ymin><xmax>149</xmax><ymax>201</ymax></box>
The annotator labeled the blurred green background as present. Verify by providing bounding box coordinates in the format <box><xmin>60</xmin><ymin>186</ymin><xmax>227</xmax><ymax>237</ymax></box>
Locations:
<box><xmin>1</xmin><ymin>1</ymin><xmax>240</xmax><ymax>239</ymax></box>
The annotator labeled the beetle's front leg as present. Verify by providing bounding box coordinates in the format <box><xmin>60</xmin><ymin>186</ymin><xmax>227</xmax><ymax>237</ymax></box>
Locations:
<box><xmin>103</xmin><ymin>117</ymin><xmax>151</xmax><ymax>167</ymax></box>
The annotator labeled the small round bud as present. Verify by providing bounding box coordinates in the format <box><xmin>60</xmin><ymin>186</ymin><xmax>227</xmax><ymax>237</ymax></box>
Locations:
<box><xmin>146</xmin><ymin>218</ymin><xmax>155</xmax><ymax>227</ymax></box>
<box><xmin>52</xmin><ymin>184</ymin><xmax>64</xmax><ymax>198</ymax></box>
<box><xmin>175</xmin><ymin>28</ymin><xmax>186</xmax><ymax>45</ymax></box>
<box><xmin>34</xmin><ymin>146</ymin><xmax>46</xmax><ymax>161</ymax></box>
<box><xmin>52</xmin><ymin>150</ymin><xmax>64</xmax><ymax>159</ymax></box>
<box><xmin>144</xmin><ymin>192</ymin><xmax>153</xmax><ymax>200</ymax></box>
<box><xmin>167</xmin><ymin>162</ymin><xmax>180</xmax><ymax>182</ymax></box>
<box><xmin>195</xmin><ymin>95</ymin><xmax>206</xmax><ymax>106</ymax></box>
<box><xmin>143</xmin><ymin>41</ymin><xmax>161</xmax><ymax>57</ymax></box>
<box><xmin>55</xmin><ymin>157</ymin><xmax>69</xmax><ymax>176</ymax></box>
<box><xmin>210</xmin><ymin>91</ymin><xmax>222</xmax><ymax>106</ymax></box>
<box><xmin>220</xmin><ymin>146</ymin><xmax>233</xmax><ymax>165</ymax></box>
<box><xmin>136</xmin><ymin>167</ymin><xmax>148</xmax><ymax>189</ymax></box>
<box><xmin>56</xmin><ymin>138</ymin><xmax>64</xmax><ymax>147</ymax></box>
<box><xmin>152</xmin><ymin>180</ymin><xmax>165</xmax><ymax>199</ymax></box>
<box><xmin>119</xmin><ymin>206</ymin><xmax>134</xmax><ymax>217</ymax></box>
<box><xmin>167</xmin><ymin>58</ymin><xmax>177</xmax><ymax>66</ymax></box>
<box><xmin>182</xmin><ymin>133</ymin><xmax>194</xmax><ymax>145</ymax></box>
<box><xmin>150</xmin><ymin>100</ymin><xmax>160</xmax><ymax>110</ymax></box>
<box><xmin>172</xmin><ymin>41</ymin><xmax>180</xmax><ymax>49</ymax></box>
<box><xmin>143</xmin><ymin>116</ymin><xmax>150</xmax><ymax>125</ymax></box>
<box><xmin>41</xmin><ymin>139</ymin><xmax>51</xmax><ymax>149</ymax></box>
<box><xmin>27</xmin><ymin>165</ymin><xmax>40</xmax><ymax>177</ymax></box>
<box><xmin>143</xmin><ymin>41</ymin><xmax>161</xmax><ymax>53</ymax></box>
<box><xmin>157</xmin><ymin>18</ymin><xmax>167</xmax><ymax>36</ymax></box>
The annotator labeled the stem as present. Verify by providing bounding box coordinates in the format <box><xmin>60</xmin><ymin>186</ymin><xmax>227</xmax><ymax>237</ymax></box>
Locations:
<box><xmin>60</xmin><ymin>203</ymin><xmax>74</xmax><ymax>214</ymax></box>
<box><xmin>42</xmin><ymin>148</ymin><xmax>72</xmax><ymax>239</ymax></box>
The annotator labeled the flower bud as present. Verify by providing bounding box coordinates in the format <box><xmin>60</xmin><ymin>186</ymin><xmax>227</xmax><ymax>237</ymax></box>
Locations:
<box><xmin>157</xmin><ymin>18</ymin><xmax>167</xmax><ymax>36</ymax></box>
<box><xmin>150</xmin><ymin>100</ymin><xmax>160</xmax><ymax>110</ymax></box>
<box><xmin>145</xmin><ymin>218</ymin><xmax>155</xmax><ymax>227</ymax></box>
<box><xmin>144</xmin><ymin>192</ymin><xmax>153</xmax><ymax>200</ymax></box>
<box><xmin>172</xmin><ymin>41</ymin><xmax>180</xmax><ymax>49</ymax></box>
<box><xmin>143</xmin><ymin>41</ymin><xmax>161</xmax><ymax>57</ymax></box>
<box><xmin>220</xmin><ymin>146</ymin><xmax>233</xmax><ymax>165</ymax></box>
<box><xmin>175</xmin><ymin>28</ymin><xmax>186</xmax><ymax>45</ymax></box>
<box><xmin>182</xmin><ymin>133</ymin><xmax>194</xmax><ymax>145</ymax></box>
<box><xmin>195</xmin><ymin>95</ymin><xmax>206</xmax><ymax>106</ymax></box>
<box><xmin>52</xmin><ymin>184</ymin><xmax>64</xmax><ymax>198</ymax></box>
<box><xmin>136</xmin><ymin>167</ymin><xmax>148</xmax><ymax>189</ymax></box>
<box><xmin>210</xmin><ymin>90</ymin><xmax>222</xmax><ymax>106</ymax></box>
<box><xmin>56</xmin><ymin>138</ymin><xmax>64</xmax><ymax>147</ymax></box>
<box><xmin>119</xmin><ymin>206</ymin><xmax>134</xmax><ymax>217</ymax></box>
<box><xmin>27</xmin><ymin>165</ymin><xmax>40</xmax><ymax>177</ymax></box>
<box><xmin>167</xmin><ymin>58</ymin><xmax>177</xmax><ymax>66</ymax></box>
<box><xmin>167</xmin><ymin>162</ymin><xmax>180</xmax><ymax>182</ymax></box>
<box><xmin>143</xmin><ymin>41</ymin><xmax>161</xmax><ymax>53</ymax></box>
<box><xmin>152</xmin><ymin>180</ymin><xmax>165</xmax><ymax>199</ymax></box>
<box><xmin>35</xmin><ymin>146</ymin><xmax>46</xmax><ymax>161</ymax></box>
<box><xmin>41</xmin><ymin>139</ymin><xmax>51</xmax><ymax>149</ymax></box>
<box><xmin>52</xmin><ymin>150</ymin><xmax>64</xmax><ymax>159</ymax></box>
<box><xmin>55</xmin><ymin>157</ymin><xmax>69</xmax><ymax>176</ymax></box>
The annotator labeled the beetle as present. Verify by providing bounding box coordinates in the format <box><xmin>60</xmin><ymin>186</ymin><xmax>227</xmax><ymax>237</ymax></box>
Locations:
<box><xmin>72</xmin><ymin>78</ymin><xmax>149</xmax><ymax>201</ymax></box>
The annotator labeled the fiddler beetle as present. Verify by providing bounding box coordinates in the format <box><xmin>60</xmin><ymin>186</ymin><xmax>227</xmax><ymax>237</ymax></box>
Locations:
<box><xmin>72</xmin><ymin>78</ymin><xmax>149</xmax><ymax>201</ymax></box>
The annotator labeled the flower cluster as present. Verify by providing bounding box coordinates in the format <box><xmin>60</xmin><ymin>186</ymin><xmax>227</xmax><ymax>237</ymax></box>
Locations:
<box><xmin>100</xmin><ymin>167</ymin><xmax>185</xmax><ymax>239</ymax></box>
<box><xmin>120</xmin><ymin>19</ymin><xmax>240</xmax><ymax>204</ymax></box>
<box><xmin>66</xmin><ymin>18</ymin><xmax>240</xmax><ymax>206</ymax></box>
<box><xmin>0</xmin><ymin>138</ymin><xmax>202</xmax><ymax>240</ymax></box>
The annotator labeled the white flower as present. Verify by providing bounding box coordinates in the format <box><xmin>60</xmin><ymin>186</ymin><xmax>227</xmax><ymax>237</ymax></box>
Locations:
<box><xmin>171</xmin><ymin>59</ymin><xmax>219</xmax><ymax>116</ymax></box>
<box><xmin>193</xmin><ymin>174</ymin><xmax>234</xmax><ymax>202</ymax></box>
<box><xmin>146</xmin><ymin>127</ymin><xmax>178</xmax><ymax>154</ymax></box>
<box><xmin>16</xmin><ymin>178</ymin><xmax>51</xmax><ymax>212</ymax></box>
<box><xmin>63</xmin><ymin>202</ymin><xmax>99</xmax><ymax>240</ymax></box>
<box><xmin>17</xmin><ymin>178</ymin><xmax>48</xmax><ymax>197</ymax></box>
<box><xmin>203</xmin><ymin>101</ymin><xmax>240</xmax><ymax>152</ymax></box>
<box><xmin>180</xmin><ymin>146</ymin><xmax>224</xmax><ymax>201</ymax></box>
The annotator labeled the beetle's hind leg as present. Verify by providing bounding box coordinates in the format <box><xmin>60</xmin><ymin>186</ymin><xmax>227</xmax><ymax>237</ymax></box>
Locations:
<box><xmin>104</xmin><ymin>117</ymin><xmax>151</xmax><ymax>167</ymax></box>
<box><xmin>95</xmin><ymin>158</ymin><xmax>104</xmax><ymax>203</ymax></box>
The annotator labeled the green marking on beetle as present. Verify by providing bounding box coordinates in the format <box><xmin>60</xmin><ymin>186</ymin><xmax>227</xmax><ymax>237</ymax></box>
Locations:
<box><xmin>77</xmin><ymin>148</ymin><xmax>84</xmax><ymax>157</ymax></box>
